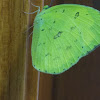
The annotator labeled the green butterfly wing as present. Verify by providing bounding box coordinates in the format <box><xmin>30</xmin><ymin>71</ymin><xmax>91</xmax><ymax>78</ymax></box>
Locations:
<box><xmin>31</xmin><ymin>4</ymin><xmax>100</xmax><ymax>74</ymax></box>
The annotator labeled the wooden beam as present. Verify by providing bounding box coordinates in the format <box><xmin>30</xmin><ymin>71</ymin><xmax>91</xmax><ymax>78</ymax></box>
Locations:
<box><xmin>0</xmin><ymin>0</ymin><xmax>28</xmax><ymax>100</ymax></box>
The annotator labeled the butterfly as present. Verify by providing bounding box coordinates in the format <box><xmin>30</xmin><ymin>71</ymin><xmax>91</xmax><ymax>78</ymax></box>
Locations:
<box><xmin>31</xmin><ymin>4</ymin><xmax>100</xmax><ymax>74</ymax></box>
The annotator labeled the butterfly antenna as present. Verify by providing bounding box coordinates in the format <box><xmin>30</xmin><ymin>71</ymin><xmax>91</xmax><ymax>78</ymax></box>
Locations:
<box><xmin>27</xmin><ymin>30</ymin><xmax>33</xmax><ymax>39</ymax></box>
<box><xmin>23</xmin><ymin>10</ymin><xmax>39</xmax><ymax>14</ymax></box>
<box><xmin>50</xmin><ymin>0</ymin><xmax>55</xmax><ymax>7</ymax></box>
<box><xmin>23</xmin><ymin>24</ymin><xmax>34</xmax><ymax>34</ymax></box>
<box><xmin>30</xmin><ymin>0</ymin><xmax>40</xmax><ymax>14</ymax></box>
<box><xmin>23</xmin><ymin>0</ymin><xmax>40</xmax><ymax>14</ymax></box>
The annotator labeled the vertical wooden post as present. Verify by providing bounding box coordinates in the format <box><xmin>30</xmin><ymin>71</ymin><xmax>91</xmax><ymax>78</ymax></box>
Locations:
<box><xmin>0</xmin><ymin>0</ymin><xmax>28</xmax><ymax>100</ymax></box>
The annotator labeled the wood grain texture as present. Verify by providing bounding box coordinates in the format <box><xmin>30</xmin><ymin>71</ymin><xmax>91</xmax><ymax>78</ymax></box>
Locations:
<box><xmin>0</xmin><ymin>0</ymin><xmax>100</xmax><ymax>100</ymax></box>
<box><xmin>0</xmin><ymin>0</ymin><xmax>28</xmax><ymax>100</ymax></box>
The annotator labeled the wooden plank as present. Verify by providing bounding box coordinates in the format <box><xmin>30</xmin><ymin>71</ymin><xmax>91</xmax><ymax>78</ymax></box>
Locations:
<box><xmin>0</xmin><ymin>0</ymin><xmax>29</xmax><ymax>100</ymax></box>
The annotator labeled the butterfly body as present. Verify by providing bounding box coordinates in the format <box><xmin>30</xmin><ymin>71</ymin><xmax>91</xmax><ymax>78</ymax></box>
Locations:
<box><xmin>31</xmin><ymin>4</ymin><xmax>100</xmax><ymax>74</ymax></box>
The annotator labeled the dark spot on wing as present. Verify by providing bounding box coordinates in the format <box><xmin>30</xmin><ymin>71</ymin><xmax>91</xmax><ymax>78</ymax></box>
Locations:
<box><xmin>38</xmin><ymin>43</ymin><xmax>41</xmax><ymax>46</ymax></box>
<box><xmin>45</xmin><ymin>53</ymin><xmax>50</xmax><ymax>57</ymax></box>
<box><xmin>87</xmin><ymin>51</ymin><xmax>89</xmax><ymax>53</ymax></box>
<box><xmin>93</xmin><ymin>45</ymin><xmax>100</xmax><ymax>50</ymax></box>
<box><xmin>41</xmin><ymin>18</ymin><xmax>42</xmax><ymax>20</ymax></box>
<box><xmin>45</xmin><ymin>70</ymin><xmax>47</xmax><ymax>72</ymax></box>
<box><xmin>55</xmin><ymin>11</ymin><xmax>57</xmax><ymax>12</ymax></box>
<box><xmin>53</xmin><ymin>21</ymin><xmax>56</xmax><ymax>23</ymax></box>
<box><xmin>74</xmin><ymin>12</ymin><xmax>79</xmax><ymax>19</ymax></box>
<box><xmin>66</xmin><ymin>46</ymin><xmax>72</xmax><ymax>50</ymax></box>
<box><xmin>86</xmin><ymin>14</ymin><xmax>88</xmax><ymax>15</ymax></box>
<box><xmin>43</xmin><ymin>42</ymin><xmax>45</xmax><ymax>44</ymax></box>
<box><xmin>82</xmin><ymin>46</ymin><xmax>83</xmax><ymax>48</ymax></box>
<box><xmin>85</xmin><ymin>44</ymin><xmax>100</xmax><ymax>55</ymax></box>
<box><xmin>54</xmin><ymin>31</ymin><xmax>63</xmax><ymax>39</ymax></box>
<box><xmin>86</xmin><ymin>51</ymin><xmax>91</xmax><ymax>55</ymax></box>
<box><xmin>41</xmin><ymin>29</ymin><xmax>45</xmax><ymax>31</ymax></box>
<box><xmin>54</xmin><ymin>72</ymin><xmax>56</xmax><ymax>74</ymax></box>
<box><xmin>70</xmin><ymin>26</ymin><xmax>76</xmax><ymax>30</ymax></box>
<box><xmin>74</xmin><ymin>39</ymin><xmax>77</xmax><ymax>42</ymax></box>
<box><xmin>62</xmin><ymin>9</ymin><xmax>65</xmax><ymax>13</ymax></box>
<box><xmin>34</xmin><ymin>65</ymin><xmax>36</xmax><ymax>67</ymax></box>
<box><xmin>49</xmin><ymin>27</ymin><xmax>52</xmax><ymax>30</ymax></box>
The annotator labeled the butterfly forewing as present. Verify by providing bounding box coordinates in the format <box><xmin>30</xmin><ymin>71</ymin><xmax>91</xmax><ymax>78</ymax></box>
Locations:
<box><xmin>31</xmin><ymin>4</ymin><xmax>100</xmax><ymax>74</ymax></box>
